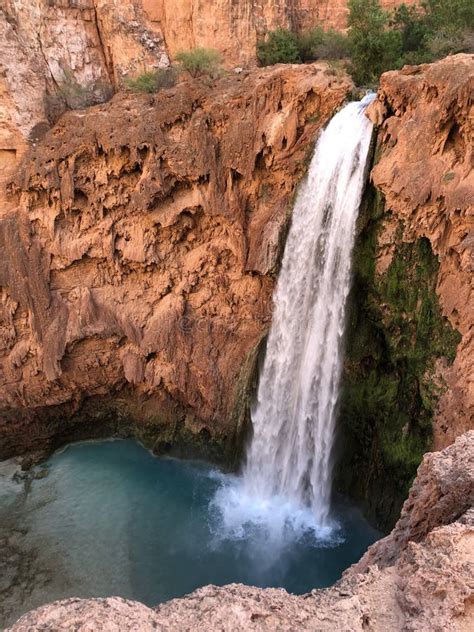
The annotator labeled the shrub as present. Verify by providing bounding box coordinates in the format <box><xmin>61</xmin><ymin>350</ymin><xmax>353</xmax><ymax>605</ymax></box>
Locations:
<box><xmin>125</xmin><ymin>68</ymin><xmax>177</xmax><ymax>93</ymax></box>
<box><xmin>257</xmin><ymin>29</ymin><xmax>301</xmax><ymax>65</ymax></box>
<box><xmin>423</xmin><ymin>0</ymin><xmax>474</xmax><ymax>34</ymax></box>
<box><xmin>175</xmin><ymin>48</ymin><xmax>222</xmax><ymax>78</ymax></box>
<box><xmin>297</xmin><ymin>27</ymin><xmax>349</xmax><ymax>62</ymax></box>
<box><xmin>348</xmin><ymin>0</ymin><xmax>403</xmax><ymax>84</ymax></box>
<box><xmin>315</xmin><ymin>29</ymin><xmax>351</xmax><ymax>59</ymax></box>
<box><xmin>260</xmin><ymin>1</ymin><xmax>473</xmax><ymax>84</ymax></box>
<box><xmin>391</xmin><ymin>4</ymin><xmax>428</xmax><ymax>54</ymax></box>
<box><xmin>425</xmin><ymin>28</ymin><xmax>471</xmax><ymax>57</ymax></box>
<box><xmin>296</xmin><ymin>28</ymin><xmax>326</xmax><ymax>62</ymax></box>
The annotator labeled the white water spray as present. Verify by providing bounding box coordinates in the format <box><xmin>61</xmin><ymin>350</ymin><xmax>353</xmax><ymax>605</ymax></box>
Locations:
<box><xmin>213</xmin><ymin>95</ymin><xmax>375</xmax><ymax>546</ymax></box>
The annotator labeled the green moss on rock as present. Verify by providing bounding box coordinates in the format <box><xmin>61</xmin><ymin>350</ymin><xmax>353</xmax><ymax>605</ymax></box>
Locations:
<box><xmin>335</xmin><ymin>184</ymin><xmax>461</xmax><ymax>530</ymax></box>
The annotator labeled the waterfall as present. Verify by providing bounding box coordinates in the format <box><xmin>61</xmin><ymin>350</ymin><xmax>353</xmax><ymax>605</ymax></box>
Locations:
<box><xmin>213</xmin><ymin>95</ymin><xmax>375</xmax><ymax>547</ymax></box>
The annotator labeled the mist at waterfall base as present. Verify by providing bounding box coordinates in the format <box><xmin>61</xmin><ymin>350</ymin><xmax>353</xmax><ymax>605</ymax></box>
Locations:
<box><xmin>1</xmin><ymin>440</ymin><xmax>380</xmax><ymax>627</ymax></box>
<box><xmin>213</xmin><ymin>94</ymin><xmax>376</xmax><ymax>549</ymax></box>
<box><xmin>1</xmin><ymin>96</ymin><xmax>380</xmax><ymax>624</ymax></box>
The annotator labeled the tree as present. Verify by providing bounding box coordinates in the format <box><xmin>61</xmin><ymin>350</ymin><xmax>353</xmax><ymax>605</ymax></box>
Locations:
<box><xmin>257</xmin><ymin>29</ymin><xmax>301</xmax><ymax>65</ymax></box>
<box><xmin>348</xmin><ymin>0</ymin><xmax>403</xmax><ymax>84</ymax></box>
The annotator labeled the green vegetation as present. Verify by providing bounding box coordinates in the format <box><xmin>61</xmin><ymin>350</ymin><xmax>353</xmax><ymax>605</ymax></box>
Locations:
<box><xmin>175</xmin><ymin>47</ymin><xmax>222</xmax><ymax>78</ymax></box>
<box><xmin>348</xmin><ymin>0</ymin><xmax>404</xmax><ymax>83</ymax></box>
<box><xmin>257</xmin><ymin>27</ymin><xmax>349</xmax><ymax>65</ymax></box>
<box><xmin>335</xmin><ymin>184</ymin><xmax>461</xmax><ymax>529</ymax></box>
<box><xmin>258</xmin><ymin>0</ymin><xmax>473</xmax><ymax>85</ymax></box>
<box><xmin>125</xmin><ymin>68</ymin><xmax>177</xmax><ymax>93</ymax></box>
<box><xmin>257</xmin><ymin>28</ymin><xmax>302</xmax><ymax>64</ymax></box>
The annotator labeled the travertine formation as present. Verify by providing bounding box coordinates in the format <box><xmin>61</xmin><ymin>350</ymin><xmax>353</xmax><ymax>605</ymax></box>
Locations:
<box><xmin>367</xmin><ymin>53</ymin><xmax>474</xmax><ymax>449</ymax></box>
<box><xmin>8</xmin><ymin>431</ymin><xmax>473</xmax><ymax>631</ymax></box>
<box><xmin>0</xmin><ymin>63</ymin><xmax>351</xmax><ymax>461</ymax></box>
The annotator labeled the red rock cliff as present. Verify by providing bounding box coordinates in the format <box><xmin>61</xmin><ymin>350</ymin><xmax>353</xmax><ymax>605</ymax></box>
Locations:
<box><xmin>0</xmin><ymin>64</ymin><xmax>350</xmax><ymax>461</ymax></box>
<box><xmin>0</xmin><ymin>0</ymin><xmax>417</xmax><ymax>185</ymax></box>
<box><xmin>367</xmin><ymin>53</ymin><xmax>474</xmax><ymax>449</ymax></box>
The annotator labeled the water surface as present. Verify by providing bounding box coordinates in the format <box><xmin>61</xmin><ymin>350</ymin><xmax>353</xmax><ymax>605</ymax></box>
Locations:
<box><xmin>0</xmin><ymin>439</ymin><xmax>380</xmax><ymax>627</ymax></box>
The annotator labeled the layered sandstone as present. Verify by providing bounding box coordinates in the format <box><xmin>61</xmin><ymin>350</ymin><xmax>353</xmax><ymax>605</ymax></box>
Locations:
<box><xmin>367</xmin><ymin>53</ymin><xmax>474</xmax><ymax>449</ymax></box>
<box><xmin>8</xmin><ymin>431</ymin><xmax>474</xmax><ymax>632</ymax></box>
<box><xmin>0</xmin><ymin>63</ymin><xmax>351</xmax><ymax>461</ymax></box>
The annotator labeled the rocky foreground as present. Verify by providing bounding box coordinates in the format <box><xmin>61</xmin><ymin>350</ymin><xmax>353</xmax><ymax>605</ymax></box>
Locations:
<box><xmin>7</xmin><ymin>431</ymin><xmax>474</xmax><ymax>631</ymax></box>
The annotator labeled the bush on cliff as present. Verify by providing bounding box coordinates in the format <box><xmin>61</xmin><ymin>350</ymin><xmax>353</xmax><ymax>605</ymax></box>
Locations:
<box><xmin>347</xmin><ymin>0</ymin><xmax>403</xmax><ymax>83</ymax></box>
<box><xmin>259</xmin><ymin>0</ymin><xmax>473</xmax><ymax>85</ymax></box>
<box><xmin>175</xmin><ymin>48</ymin><xmax>222</xmax><ymax>78</ymax></box>
<box><xmin>347</xmin><ymin>0</ymin><xmax>474</xmax><ymax>83</ymax></box>
<box><xmin>258</xmin><ymin>27</ymin><xmax>349</xmax><ymax>65</ymax></box>
<box><xmin>125</xmin><ymin>68</ymin><xmax>177</xmax><ymax>93</ymax></box>
<box><xmin>298</xmin><ymin>27</ymin><xmax>350</xmax><ymax>62</ymax></box>
<box><xmin>257</xmin><ymin>29</ymin><xmax>301</xmax><ymax>64</ymax></box>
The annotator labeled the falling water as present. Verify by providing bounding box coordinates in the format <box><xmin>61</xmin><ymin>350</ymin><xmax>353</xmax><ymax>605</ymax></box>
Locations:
<box><xmin>213</xmin><ymin>95</ymin><xmax>375</xmax><ymax>546</ymax></box>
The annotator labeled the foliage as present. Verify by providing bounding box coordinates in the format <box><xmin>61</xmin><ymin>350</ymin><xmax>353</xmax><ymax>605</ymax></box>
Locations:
<box><xmin>423</xmin><ymin>0</ymin><xmax>474</xmax><ymax>33</ymax></box>
<box><xmin>258</xmin><ymin>27</ymin><xmax>350</xmax><ymax>66</ymax></box>
<box><xmin>57</xmin><ymin>71</ymin><xmax>112</xmax><ymax>109</ymax></box>
<box><xmin>257</xmin><ymin>29</ymin><xmax>301</xmax><ymax>65</ymax></box>
<box><xmin>125</xmin><ymin>68</ymin><xmax>177</xmax><ymax>93</ymax></box>
<box><xmin>347</xmin><ymin>0</ymin><xmax>403</xmax><ymax>84</ymax></box>
<box><xmin>175</xmin><ymin>48</ymin><xmax>222</xmax><ymax>78</ymax></box>
<box><xmin>306</xmin><ymin>28</ymin><xmax>349</xmax><ymax>61</ymax></box>
<box><xmin>347</xmin><ymin>0</ymin><xmax>474</xmax><ymax>84</ymax></box>
<box><xmin>258</xmin><ymin>1</ymin><xmax>473</xmax><ymax>83</ymax></box>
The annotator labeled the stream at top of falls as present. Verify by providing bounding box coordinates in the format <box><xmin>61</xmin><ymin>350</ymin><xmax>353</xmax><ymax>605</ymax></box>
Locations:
<box><xmin>0</xmin><ymin>95</ymin><xmax>379</xmax><ymax>627</ymax></box>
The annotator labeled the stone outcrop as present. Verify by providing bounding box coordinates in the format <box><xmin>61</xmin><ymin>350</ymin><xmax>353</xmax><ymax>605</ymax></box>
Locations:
<box><xmin>0</xmin><ymin>0</ymin><xmax>169</xmax><ymax>186</ymax></box>
<box><xmin>8</xmin><ymin>431</ymin><xmax>473</xmax><ymax>632</ymax></box>
<box><xmin>0</xmin><ymin>63</ymin><xmax>351</xmax><ymax>462</ymax></box>
<box><xmin>367</xmin><ymin>53</ymin><xmax>474</xmax><ymax>449</ymax></box>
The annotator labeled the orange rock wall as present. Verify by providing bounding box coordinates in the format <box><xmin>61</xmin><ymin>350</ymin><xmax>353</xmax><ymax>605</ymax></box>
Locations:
<box><xmin>368</xmin><ymin>54</ymin><xmax>474</xmax><ymax>449</ymax></box>
<box><xmin>143</xmin><ymin>0</ymin><xmax>418</xmax><ymax>64</ymax></box>
<box><xmin>0</xmin><ymin>64</ymin><xmax>350</xmax><ymax>460</ymax></box>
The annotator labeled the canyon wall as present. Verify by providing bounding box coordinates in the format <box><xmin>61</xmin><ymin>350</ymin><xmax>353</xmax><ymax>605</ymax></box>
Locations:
<box><xmin>368</xmin><ymin>54</ymin><xmax>473</xmax><ymax>450</ymax></box>
<box><xmin>0</xmin><ymin>63</ymin><xmax>351</xmax><ymax>462</ymax></box>
<box><xmin>8</xmin><ymin>430</ymin><xmax>473</xmax><ymax>631</ymax></box>
<box><xmin>337</xmin><ymin>53</ymin><xmax>473</xmax><ymax>527</ymax></box>
<box><xmin>0</xmin><ymin>0</ymin><xmax>417</xmax><ymax>185</ymax></box>
<box><xmin>142</xmin><ymin>0</ymin><xmax>417</xmax><ymax>64</ymax></box>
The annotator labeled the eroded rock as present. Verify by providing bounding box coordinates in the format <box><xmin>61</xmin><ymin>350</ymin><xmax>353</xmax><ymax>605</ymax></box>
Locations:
<box><xmin>367</xmin><ymin>53</ymin><xmax>474</xmax><ymax>449</ymax></box>
<box><xmin>0</xmin><ymin>64</ymin><xmax>351</xmax><ymax>461</ymax></box>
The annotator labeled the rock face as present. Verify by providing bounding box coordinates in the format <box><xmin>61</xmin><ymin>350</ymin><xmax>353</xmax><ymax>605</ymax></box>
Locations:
<box><xmin>0</xmin><ymin>0</ymin><xmax>417</xmax><ymax>187</ymax></box>
<box><xmin>367</xmin><ymin>53</ymin><xmax>474</xmax><ymax>450</ymax></box>
<box><xmin>8</xmin><ymin>431</ymin><xmax>474</xmax><ymax>631</ymax></box>
<box><xmin>0</xmin><ymin>1</ymin><xmax>169</xmax><ymax>179</ymax></box>
<box><xmin>144</xmin><ymin>0</ymin><xmax>417</xmax><ymax>65</ymax></box>
<box><xmin>0</xmin><ymin>63</ymin><xmax>351</xmax><ymax>461</ymax></box>
<box><xmin>335</xmin><ymin>54</ymin><xmax>473</xmax><ymax>528</ymax></box>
